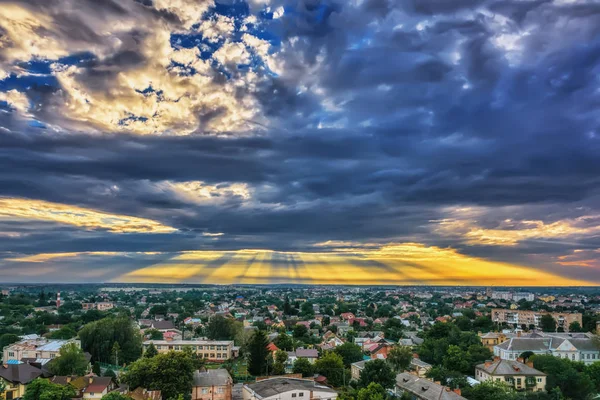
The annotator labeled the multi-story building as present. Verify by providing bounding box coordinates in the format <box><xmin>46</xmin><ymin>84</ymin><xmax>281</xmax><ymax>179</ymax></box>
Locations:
<box><xmin>491</xmin><ymin>309</ymin><xmax>582</xmax><ymax>331</ymax></box>
<box><xmin>192</xmin><ymin>369</ymin><xmax>233</xmax><ymax>400</ymax></box>
<box><xmin>512</xmin><ymin>293</ymin><xmax>535</xmax><ymax>302</ymax></box>
<box><xmin>475</xmin><ymin>358</ymin><xmax>546</xmax><ymax>392</ymax></box>
<box><xmin>493</xmin><ymin>332</ymin><xmax>600</xmax><ymax>365</ymax></box>
<box><xmin>2</xmin><ymin>338</ymin><xmax>81</xmax><ymax>362</ymax></box>
<box><xmin>82</xmin><ymin>302</ymin><xmax>114</xmax><ymax>311</ymax></box>
<box><xmin>242</xmin><ymin>377</ymin><xmax>337</xmax><ymax>400</ymax></box>
<box><xmin>143</xmin><ymin>340</ymin><xmax>234</xmax><ymax>361</ymax></box>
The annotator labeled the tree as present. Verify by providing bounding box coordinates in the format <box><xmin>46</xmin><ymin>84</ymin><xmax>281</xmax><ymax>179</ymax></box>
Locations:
<box><xmin>569</xmin><ymin>321</ymin><xmax>582</xmax><ymax>332</ymax></box>
<box><xmin>315</xmin><ymin>352</ymin><xmax>347</xmax><ymax>387</ymax></box>
<box><xmin>387</xmin><ymin>346</ymin><xmax>413</xmax><ymax>372</ymax></box>
<box><xmin>146</xmin><ymin>328</ymin><xmax>163</xmax><ymax>340</ymax></box>
<box><xmin>0</xmin><ymin>333</ymin><xmax>19</xmax><ymax>350</ymax></box>
<box><xmin>79</xmin><ymin>316</ymin><xmax>142</xmax><ymax>364</ymax></box>
<box><xmin>455</xmin><ymin>316</ymin><xmax>473</xmax><ymax>331</ymax></box>
<box><xmin>104</xmin><ymin>368</ymin><xmax>117</xmax><ymax>383</ymax></box>
<box><xmin>461</xmin><ymin>380</ymin><xmax>514</xmax><ymax>400</ymax></box>
<box><xmin>272</xmin><ymin>362</ymin><xmax>286</xmax><ymax>375</ymax></box>
<box><xmin>144</xmin><ymin>343</ymin><xmax>158</xmax><ymax>358</ymax></box>
<box><xmin>48</xmin><ymin>343</ymin><xmax>89</xmax><ymax>376</ymax></box>
<box><xmin>47</xmin><ymin>326</ymin><xmax>77</xmax><ymax>339</ymax></box>
<box><xmin>275</xmin><ymin>350</ymin><xmax>288</xmax><ymax>364</ymax></box>
<box><xmin>358</xmin><ymin>359</ymin><xmax>395</xmax><ymax>389</ymax></box>
<box><xmin>293</xmin><ymin>324</ymin><xmax>309</xmax><ymax>339</ymax></box>
<box><xmin>23</xmin><ymin>379</ymin><xmax>76</xmax><ymax>400</ymax></box>
<box><xmin>205</xmin><ymin>316</ymin><xmax>241</xmax><ymax>341</ymax></box>
<box><xmin>443</xmin><ymin>345</ymin><xmax>470</xmax><ymax>374</ymax></box>
<box><xmin>102</xmin><ymin>393</ymin><xmax>130</xmax><ymax>400</ymax></box>
<box><xmin>357</xmin><ymin>382</ymin><xmax>387</xmax><ymax>400</ymax></box>
<box><xmin>122</xmin><ymin>351</ymin><xmax>196</xmax><ymax>400</ymax></box>
<box><xmin>539</xmin><ymin>314</ymin><xmax>556</xmax><ymax>332</ymax></box>
<box><xmin>293</xmin><ymin>357</ymin><xmax>314</xmax><ymax>377</ymax></box>
<box><xmin>112</xmin><ymin>342</ymin><xmax>121</xmax><ymax>366</ymax></box>
<box><xmin>274</xmin><ymin>333</ymin><xmax>294</xmax><ymax>351</ymax></box>
<box><xmin>248</xmin><ymin>330</ymin><xmax>270</xmax><ymax>376</ymax></box>
<box><xmin>334</xmin><ymin>342</ymin><xmax>364</xmax><ymax>368</ymax></box>
<box><xmin>383</xmin><ymin>318</ymin><xmax>404</xmax><ymax>342</ymax></box>
<box><xmin>532</xmin><ymin>354</ymin><xmax>595</xmax><ymax>400</ymax></box>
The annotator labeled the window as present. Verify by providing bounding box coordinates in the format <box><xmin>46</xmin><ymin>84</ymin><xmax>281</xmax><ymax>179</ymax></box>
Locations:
<box><xmin>572</xmin><ymin>354</ymin><xmax>575</xmax><ymax>361</ymax></box>
<box><xmin>202</xmin><ymin>388</ymin><xmax>208</xmax><ymax>394</ymax></box>
<box><xmin>8</xmin><ymin>352</ymin><xmax>14</xmax><ymax>357</ymax></box>
<box><xmin>299</xmin><ymin>393</ymin><xmax>304</xmax><ymax>397</ymax></box>
<box><xmin>292</xmin><ymin>394</ymin><xmax>297</xmax><ymax>398</ymax></box>
<box><xmin>537</xmin><ymin>378</ymin><xmax>542</xmax><ymax>383</ymax></box>
<box><xmin>517</xmin><ymin>378</ymin><xmax>522</xmax><ymax>386</ymax></box>
<box><xmin>217</xmin><ymin>388</ymin><xmax>224</xmax><ymax>394</ymax></box>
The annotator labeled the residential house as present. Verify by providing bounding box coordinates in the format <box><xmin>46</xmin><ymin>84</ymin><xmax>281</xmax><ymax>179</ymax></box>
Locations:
<box><xmin>394</xmin><ymin>373</ymin><xmax>467</xmax><ymax>400</ymax></box>
<box><xmin>410</xmin><ymin>358</ymin><xmax>432</xmax><ymax>378</ymax></box>
<box><xmin>0</xmin><ymin>363</ymin><xmax>43</xmax><ymax>399</ymax></box>
<box><xmin>350</xmin><ymin>360</ymin><xmax>370</xmax><ymax>381</ymax></box>
<box><xmin>475</xmin><ymin>358</ymin><xmax>546</xmax><ymax>392</ymax></box>
<box><xmin>51</xmin><ymin>376</ymin><xmax>118</xmax><ymax>399</ymax></box>
<box><xmin>287</xmin><ymin>348</ymin><xmax>319</xmax><ymax>366</ymax></box>
<box><xmin>242</xmin><ymin>377</ymin><xmax>337</xmax><ymax>400</ymax></box>
<box><xmin>491</xmin><ymin>309</ymin><xmax>582</xmax><ymax>332</ymax></box>
<box><xmin>192</xmin><ymin>369</ymin><xmax>233</xmax><ymax>400</ymax></box>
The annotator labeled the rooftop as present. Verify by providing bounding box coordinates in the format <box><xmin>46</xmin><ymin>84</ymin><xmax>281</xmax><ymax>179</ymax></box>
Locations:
<box><xmin>244</xmin><ymin>377</ymin><xmax>337</xmax><ymax>398</ymax></box>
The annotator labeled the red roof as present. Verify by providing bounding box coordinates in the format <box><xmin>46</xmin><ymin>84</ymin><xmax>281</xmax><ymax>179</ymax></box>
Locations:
<box><xmin>266</xmin><ymin>343</ymin><xmax>279</xmax><ymax>352</ymax></box>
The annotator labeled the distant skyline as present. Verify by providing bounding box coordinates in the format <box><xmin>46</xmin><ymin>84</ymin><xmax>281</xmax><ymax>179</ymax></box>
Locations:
<box><xmin>1</xmin><ymin>0</ymin><xmax>600</xmax><ymax>285</ymax></box>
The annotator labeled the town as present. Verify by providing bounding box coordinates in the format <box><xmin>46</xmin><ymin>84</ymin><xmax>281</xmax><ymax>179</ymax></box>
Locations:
<box><xmin>1</xmin><ymin>285</ymin><xmax>600</xmax><ymax>400</ymax></box>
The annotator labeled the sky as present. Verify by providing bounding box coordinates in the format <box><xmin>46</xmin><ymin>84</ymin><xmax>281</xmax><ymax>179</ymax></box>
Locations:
<box><xmin>0</xmin><ymin>0</ymin><xmax>599</xmax><ymax>285</ymax></box>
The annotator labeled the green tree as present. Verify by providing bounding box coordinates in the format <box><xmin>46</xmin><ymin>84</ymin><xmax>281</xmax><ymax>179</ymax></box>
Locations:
<box><xmin>144</xmin><ymin>343</ymin><xmax>158</xmax><ymax>358</ymax></box>
<box><xmin>275</xmin><ymin>350</ymin><xmax>288</xmax><ymax>364</ymax></box>
<box><xmin>539</xmin><ymin>314</ymin><xmax>556</xmax><ymax>332</ymax></box>
<box><xmin>23</xmin><ymin>379</ymin><xmax>76</xmax><ymax>400</ymax></box>
<box><xmin>455</xmin><ymin>316</ymin><xmax>473</xmax><ymax>331</ymax></box>
<box><xmin>293</xmin><ymin>324</ymin><xmax>309</xmax><ymax>339</ymax></box>
<box><xmin>101</xmin><ymin>393</ymin><xmax>130</xmax><ymax>400</ymax></box>
<box><xmin>383</xmin><ymin>319</ymin><xmax>404</xmax><ymax>342</ymax></box>
<box><xmin>443</xmin><ymin>345</ymin><xmax>470</xmax><ymax>374</ymax></box>
<box><xmin>334</xmin><ymin>342</ymin><xmax>364</xmax><ymax>368</ymax></box>
<box><xmin>274</xmin><ymin>333</ymin><xmax>294</xmax><ymax>351</ymax></box>
<box><xmin>569</xmin><ymin>321</ymin><xmax>582</xmax><ymax>332</ymax></box>
<box><xmin>272</xmin><ymin>362</ymin><xmax>286</xmax><ymax>375</ymax></box>
<box><xmin>48</xmin><ymin>343</ymin><xmax>89</xmax><ymax>376</ymax></box>
<box><xmin>121</xmin><ymin>351</ymin><xmax>196</xmax><ymax>400</ymax></box>
<box><xmin>357</xmin><ymin>382</ymin><xmax>387</xmax><ymax>400</ymax></box>
<box><xmin>79</xmin><ymin>316</ymin><xmax>142</xmax><ymax>364</ymax></box>
<box><xmin>0</xmin><ymin>334</ymin><xmax>19</xmax><ymax>350</ymax></box>
<box><xmin>315</xmin><ymin>352</ymin><xmax>347</xmax><ymax>387</ymax></box>
<box><xmin>461</xmin><ymin>380</ymin><xmax>514</xmax><ymax>400</ymax></box>
<box><xmin>47</xmin><ymin>326</ymin><xmax>77</xmax><ymax>340</ymax></box>
<box><xmin>293</xmin><ymin>357</ymin><xmax>314</xmax><ymax>377</ymax></box>
<box><xmin>358</xmin><ymin>359</ymin><xmax>395</xmax><ymax>389</ymax></box>
<box><xmin>532</xmin><ymin>354</ymin><xmax>594</xmax><ymax>400</ymax></box>
<box><xmin>248</xmin><ymin>330</ymin><xmax>270</xmax><ymax>376</ymax></box>
<box><xmin>145</xmin><ymin>328</ymin><xmax>163</xmax><ymax>340</ymax></box>
<box><xmin>205</xmin><ymin>316</ymin><xmax>241</xmax><ymax>341</ymax></box>
<box><xmin>387</xmin><ymin>346</ymin><xmax>413</xmax><ymax>373</ymax></box>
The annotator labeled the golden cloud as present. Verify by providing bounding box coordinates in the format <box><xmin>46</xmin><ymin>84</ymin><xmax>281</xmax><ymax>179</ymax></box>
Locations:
<box><xmin>433</xmin><ymin>206</ymin><xmax>600</xmax><ymax>246</ymax></box>
<box><xmin>0</xmin><ymin>198</ymin><xmax>177</xmax><ymax>233</ymax></box>
<box><xmin>114</xmin><ymin>243</ymin><xmax>590</xmax><ymax>286</ymax></box>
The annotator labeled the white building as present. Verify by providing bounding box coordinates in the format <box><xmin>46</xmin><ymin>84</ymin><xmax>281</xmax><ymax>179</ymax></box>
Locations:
<box><xmin>242</xmin><ymin>377</ymin><xmax>337</xmax><ymax>400</ymax></box>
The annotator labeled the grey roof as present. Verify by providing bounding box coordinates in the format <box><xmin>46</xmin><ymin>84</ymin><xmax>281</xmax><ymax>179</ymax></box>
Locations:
<box><xmin>351</xmin><ymin>360</ymin><xmax>370</xmax><ymax>370</ymax></box>
<box><xmin>295</xmin><ymin>348</ymin><xmax>318</xmax><ymax>358</ymax></box>
<box><xmin>193</xmin><ymin>369</ymin><xmax>232</xmax><ymax>387</ymax></box>
<box><xmin>396</xmin><ymin>373</ymin><xmax>467</xmax><ymax>400</ymax></box>
<box><xmin>476</xmin><ymin>359</ymin><xmax>545</xmax><ymax>376</ymax></box>
<box><xmin>497</xmin><ymin>336</ymin><xmax>600</xmax><ymax>353</ymax></box>
<box><xmin>0</xmin><ymin>363</ymin><xmax>43</xmax><ymax>384</ymax></box>
<box><xmin>411</xmin><ymin>359</ymin><xmax>432</xmax><ymax>369</ymax></box>
<box><xmin>245</xmin><ymin>377</ymin><xmax>337</xmax><ymax>398</ymax></box>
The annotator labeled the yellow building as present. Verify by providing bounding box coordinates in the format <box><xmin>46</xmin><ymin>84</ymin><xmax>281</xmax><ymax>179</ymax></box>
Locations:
<box><xmin>475</xmin><ymin>359</ymin><xmax>546</xmax><ymax>392</ymax></box>
<box><xmin>143</xmin><ymin>340</ymin><xmax>234</xmax><ymax>361</ymax></box>
<box><xmin>0</xmin><ymin>363</ymin><xmax>43</xmax><ymax>399</ymax></box>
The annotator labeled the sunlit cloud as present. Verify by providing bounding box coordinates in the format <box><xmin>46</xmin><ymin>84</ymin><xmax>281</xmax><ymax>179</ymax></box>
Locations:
<box><xmin>433</xmin><ymin>207</ymin><xmax>600</xmax><ymax>246</ymax></box>
<box><xmin>114</xmin><ymin>243</ymin><xmax>590</xmax><ymax>286</ymax></box>
<box><xmin>0</xmin><ymin>198</ymin><xmax>177</xmax><ymax>233</ymax></box>
<box><xmin>5</xmin><ymin>251</ymin><xmax>163</xmax><ymax>263</ymax></box>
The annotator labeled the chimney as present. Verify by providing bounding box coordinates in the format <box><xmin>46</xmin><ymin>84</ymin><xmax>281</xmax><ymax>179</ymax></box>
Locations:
<box><xmin>484</xmin><ymin>360</ymin><xmax>492</xmax><ymax>368</ymax></box>
<box><xmin>526</xmin><ymin>361</ymin><xmax>534</xmax><ymax>368</ymax></box>
<box><xmin>413</xmin><ymin>353</ymin><xmax>419</xmax><ymax>359</ymax></box>
<box><xmin>434</xmin><ymin>381</ymin><xmax>441</xmax><ymax>385</ymax></box>
<box><xmin>453</xmin><ymin>388</ymin><xmax>462</xmax><ymax>396</ymax></box>
<box><xmin>517</xmin><ymin>331</ymin><xmax>521</xmax><ymax>337</ymax></box>
<box><xmin>494</xmin><ymin>356</ymin><xmax>500</xmax><ymax>362</ymax></box>
<box><xmin>517</xmin><ymin>357</ymin><xmax>524</xmax><ymax>363</ymax></box>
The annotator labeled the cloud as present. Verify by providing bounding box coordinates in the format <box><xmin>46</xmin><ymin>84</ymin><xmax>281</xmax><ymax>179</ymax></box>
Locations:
<box><xmin>0</xmin><ymin>198</ymin><xmax>177</xmax><ymax>233</ymax></box>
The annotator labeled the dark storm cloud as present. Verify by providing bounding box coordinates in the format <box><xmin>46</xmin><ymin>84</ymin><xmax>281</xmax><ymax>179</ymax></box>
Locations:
<box><xmin>1</xmin><ymin>0</ymin><xmax>600</xmax><ymax>281</ymax></box>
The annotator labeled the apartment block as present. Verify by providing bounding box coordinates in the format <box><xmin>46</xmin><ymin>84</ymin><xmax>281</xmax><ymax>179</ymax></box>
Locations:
<box><xmin>491</xmin><ymin>309</ymin><xmax>582</xmax><ymax>331</ymax></box>
<box><xmin>143</xmin><ymin>340</ymin><xmax>234</xmax><ymax>361</ymax></box>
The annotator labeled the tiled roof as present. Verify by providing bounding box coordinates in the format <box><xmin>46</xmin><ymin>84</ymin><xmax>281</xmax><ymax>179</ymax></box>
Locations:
<box><xmin>476</xmin><ymin>359</ymin><xmax>545</xmax><ymax>376</ymax></box>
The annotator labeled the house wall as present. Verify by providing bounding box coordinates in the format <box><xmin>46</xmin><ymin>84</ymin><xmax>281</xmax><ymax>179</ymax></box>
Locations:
<box><xmin>475</xmin><ymin>369</ymin><xmax>546</xmax><ymax>392</ymax></box>
<box><xmin>242</xmin><ymin>388</ymin><xmax>337</xmax><ymax>400</ymax></box>
<box><xmin>192</xmin><ymin>384</ymin><xmax>232</xmax><ymax>400</ymax></box>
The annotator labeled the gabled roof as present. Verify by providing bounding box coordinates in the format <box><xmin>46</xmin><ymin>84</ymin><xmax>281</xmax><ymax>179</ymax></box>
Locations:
<box><xmin>396</xmin><ymin>373</ymin><xmax>467</xmax><ymax>400</ymax></box>
<box><xmin>476</xmin><ymin>359</ymin><xmax>545</xmax><ymax>377</ymax></box>
<box><xmin>0</xmin><ymin>363</ymin><xmax>43</xmax><ymax>384</ymax></box>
